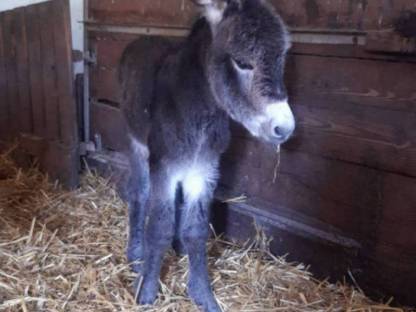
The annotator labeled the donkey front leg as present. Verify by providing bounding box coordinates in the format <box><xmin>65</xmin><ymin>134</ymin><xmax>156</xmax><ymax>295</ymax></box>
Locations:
<box><xmin>135</xmin><ymin>174</ymin><xmax>175</xmax><ymax>305</ymax></box>
<box><xmin>181</xmin><ymin>198</ymin><xmax>221</xmax><ymax>312</ymax></box>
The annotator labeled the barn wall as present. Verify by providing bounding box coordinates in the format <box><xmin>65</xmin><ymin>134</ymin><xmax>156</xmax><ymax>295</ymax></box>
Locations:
<box><xmin>86</xmin><ymin>0</ymin><xmax>416</xmax><ymax>306</ymax></box>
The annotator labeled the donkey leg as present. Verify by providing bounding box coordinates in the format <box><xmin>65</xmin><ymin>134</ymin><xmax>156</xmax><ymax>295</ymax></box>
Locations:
<box><xmin>126</xmin><ymin>153</ymin><xmax>150</xmax><ymax>272</ymax></box>
<box><xmin>181</xmin><ymin>199</ymin><xmax>221</xmax><ymax>312</ymax></box>
<box><xmin>135</xmin><ymin>174</ymin><xmax>175</xmax><ymax>305</ymax></box>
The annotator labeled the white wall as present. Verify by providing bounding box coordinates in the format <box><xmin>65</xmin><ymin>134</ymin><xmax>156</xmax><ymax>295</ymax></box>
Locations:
<box><xmin>0</xmin><ymin>0</ymin><xmax>84</xmax><ymax>75</ymax></box>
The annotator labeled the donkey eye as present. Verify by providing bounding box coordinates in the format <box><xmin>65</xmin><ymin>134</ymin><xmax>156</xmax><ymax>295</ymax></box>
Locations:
<box><xmin>231</xmin><ymin>57</ymin><xmax>253</xmax><ymax>71</ymax></box>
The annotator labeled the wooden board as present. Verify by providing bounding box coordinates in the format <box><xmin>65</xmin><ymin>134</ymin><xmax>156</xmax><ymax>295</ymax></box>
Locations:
<box><xmin>0</xmin><ymin>0</ymin><xmax>79</xmax><ymax>188</ymax></box>
<box><xmin>51</xmin><ymin>0</ymin><xmax>78</xmax><ymax>146</ymax></box>
<box><xmin>15</xmin><ymin>9</ymin><xmax>33</xmax><ymax>135</ymax></box>
<box><xmin>0</xmin><ymin>15</ymin><xmax>9</xmax><ymax>140</ymax></box>
<box><xmin>2</xmin><ymin>11</ymin><xmax>20</xmax><ymax>138</ymax></box>
<box><xmin>25</xmin><ymin>5</ymin><xmax>46</xmax><ymax>138</ymax></box>
<box><xmin>38</xmin><ymin>2</ymin><xmax>61</xmax><ymax>141</ymax></box>
<box><xmin>89</xmin><ymin>0</ymin><xmax>416</xmax><ymax>31</ymax></box>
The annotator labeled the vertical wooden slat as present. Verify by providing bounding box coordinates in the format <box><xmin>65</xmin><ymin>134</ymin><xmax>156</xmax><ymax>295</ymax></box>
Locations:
<box><xmin>15</xmin><ymin>9</ymin><xmax>33</xmax><ymax>135</ymax></box>
<box><xmin>25</xmin><ymin>5</ymin><xmax>46</xmax><ymax>138</ymax></box>
<box><xmin>37</xmin><ymin>2</ymin><xmax>60</xmax><ymax>141</ymax></box>
<box><xmin>2</xmin><ymin>11</ymin><xmax>19</xmax><ymax>138</ymax></box>
<box><xmin>0</xmin><ymin>14</ymin><xmax>9</xmax><ymax>141</ymax></box>
<box><xmin>51</xmin><ymin>0</ymin><xmax>78</xmax><ymax>145</ymax></box>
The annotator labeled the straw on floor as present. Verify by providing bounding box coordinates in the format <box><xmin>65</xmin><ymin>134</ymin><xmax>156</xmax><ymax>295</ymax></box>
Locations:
<box><xmin>0</xmin><ymin>149</ymin><xmax>412</xmax><ymax>312</ymax></box>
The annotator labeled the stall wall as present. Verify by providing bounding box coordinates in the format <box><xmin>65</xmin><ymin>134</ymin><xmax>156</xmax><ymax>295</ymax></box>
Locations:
<box><xmin>86</xmin><ymin>0</ymin><xmax>416</xmax><ymax>306</ymax></box>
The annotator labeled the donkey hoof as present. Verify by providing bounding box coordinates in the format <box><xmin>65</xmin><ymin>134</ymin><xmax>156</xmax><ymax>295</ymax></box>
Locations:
<box><xmin>189</xmin><ymin>288</ymin><xmax>221</xmax><ymax>312</ymax></box>
<box><xmin>134</xmin><ymin>276</ymin><xmax>159</xmax><ymax>306</ymax></box>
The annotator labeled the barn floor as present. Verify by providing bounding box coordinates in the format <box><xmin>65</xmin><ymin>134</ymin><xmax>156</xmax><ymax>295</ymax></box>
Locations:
<box><xmin>0</xmin><ymin>149</ymin><xmax>412</xmax><ymax>312</ymax></box>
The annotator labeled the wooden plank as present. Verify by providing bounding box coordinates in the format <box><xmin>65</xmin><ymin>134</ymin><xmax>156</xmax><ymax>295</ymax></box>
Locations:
<box><xmin>271</xmin><ymin>0</ymin><xmax>416</xmax><ymax>31</ymax></box>
<box><xmin>75</xmin><ymin>74</ymin><xmax>85</xmax><ymax>141</ymax></box>
<box><xmin>90</xmin><ymin>101</ymin><xmax>129</xmax><ymax>151</ymax></box>
<box><xmin>221</xmin><ymin>137</ymin><xmax>416</xmax><ymax>241</ymax></box>
<box><xmin>285</xmin><ymin>54</ymin><xmax>416</xmax><ymax>113</ymax></box>
<box><xmin>25</xmin><ymin>5</ymin><xmax>46</xmax><ymax>138</ymax></box>
<box><xmin>88</xmin><ymin>0</ymin><xmax>195</xmax><ymax>28</ymax></box>
<box><xmin>366</xmin><ymin>30</ymin><xmax>416</xmax><ymax>54</ymax></box>
<box><xmin>51</xmin><ymin>0</ymin><xmax>78</xmax><ymax>145</ymax></box>
<box><xmin>18</xmin><ymin>134</ymin><xmax>79</xmax><ymax>188</ymax></box>
<box><xmin>0</xmin><ymin>14</ymin><xmax>9</xmax><ymax>141</ymax></box>
<box><xmin>90</xmin><ymin>67</ymin><xmax>121</xmax><ymax>104</ymax></box>
<box><xmin>289</xmin><ymin>101</ymin><xmax>416</xmax><ymax>177</ymax></box>
<box><xmin>2</xmin><ymin>10</ymin><xmax>20</xmax><ymax>138</ymax></box>
<box><xmin>89</xmin><ymin>0</ymin><xmax>416</xmax><ymax>31</ymax></box>
<box><xmin>37</xmin><ymin>2</ymin><xmax>60</xmax><ymax>141</ymax></box>
<box><xmin>14</xmin><ymin>8</ymin><xmax>33</xmax><ymax>135</ymax></box>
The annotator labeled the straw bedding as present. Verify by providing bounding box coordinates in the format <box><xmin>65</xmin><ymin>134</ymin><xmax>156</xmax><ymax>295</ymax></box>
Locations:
<box><xmin>0</xmin><ymin>149</ymin><xmax>412</xmax><ymax>312</ymax></box>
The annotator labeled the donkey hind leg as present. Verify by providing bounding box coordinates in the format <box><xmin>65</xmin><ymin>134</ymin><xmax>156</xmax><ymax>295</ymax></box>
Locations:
<box><xmin>126</xmin><ymin>152</ymin><xmax>150</xmax><ymax>273</ymax></box>
<box><xmin>181</xmin><ymin>196</ymin><xmax>221</xmax><ymax>312</ymax></box>
<box><xmin>135</xmin><ymin>174</ymin><xmax>175</xmax><ymax>305</ymax></box>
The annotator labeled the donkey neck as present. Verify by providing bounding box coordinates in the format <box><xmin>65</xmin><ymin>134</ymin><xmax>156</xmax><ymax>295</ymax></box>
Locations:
<box><xmin>174</xmin><ymin>18</ymin><xmax>218</xmax><ymax>115</ymax></box>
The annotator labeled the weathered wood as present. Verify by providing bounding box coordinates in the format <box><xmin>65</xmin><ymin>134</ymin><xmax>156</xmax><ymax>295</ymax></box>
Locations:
<box><xmin>37</xmin><ymin>2</ymin><xmax>61</xmax><ymax>141</ymax></box>
<box><xmin>289</xmin><ymin>102</ymin><xmax>416</xmax><ymax>177</ymax></box>
<box><xmin>90</xmin><ymin>101</ymin><xmax>129</xmax><ymax>151</ymax></box>
<box><xmin>290</xmin><ymin>42</ymin><xmax>416</xmax><ymax>63</ymax></box>
<box><xmin>285</xmin><ymin>54</ymin><xmax>416</xmax><ymax>113</ymax></box>
<box><xmin>25</xmin><ymin>5</ymin><xmax>46</xmax><ymax>138</ymax></box>
<box><xmin>0</xmin><ymin>15</ymin><xmax>9</xmax><ymax>141</ymax></box>
<box><xmin>75</xmin><ymin>74</ymin><xmax>85</xmax><ymax>141</ymax></box>
<box><xmin>271</xmin><ymin>0</ymin><xmax>416</xmax><ymax>31</ymax></box>
<box><xmin>15</xmin><ymin>9</ymin><xmax>33</xmax><ymax>135</ymax></box>
<box><xmin>2</xmin><ymin>11</ymin><xmax>20</xmax><ymax>138</ymax></box>
<box><xmin>19</xmin><ymin>134</ymin><xmax>79</xmax><ymax>188</ymax></box>
<box><xmin>89</xmin><ymin>0</ymin><xmax>196</xmax><ymax>28</ymax></box>
<box><xmin>219</xmin><ymin>137</ymin><xmax>416</xmax><ymax>305</ymax></box>
<box><xmin>0</xmin><ymin>1</ymin><xmax>80</xmax><ymax>188</ymax></box>
<box><xmin>221</xmin><ymin>139</ymin><xmax>380</xmax><ymax>239</ymax></box>
<box><xmin>89</xmin><ymin>0</ymin><xmax>416</xmax><ymax>31</ymax></box>
<box><xmin>366</xmin><ymin>30</ymin><xmax>416</xmax><ymax>54</ymax></box>
<box><xmin>51</xmin><ymin>0</ymin><xmax>78</xmax><ymax>145</ymax></box>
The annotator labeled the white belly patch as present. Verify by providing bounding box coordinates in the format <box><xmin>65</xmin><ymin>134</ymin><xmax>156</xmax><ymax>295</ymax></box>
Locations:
<box><xmin>169</xmin><ymin>163</ymin><xmax>218</xmax><ymax>204</ymax></box>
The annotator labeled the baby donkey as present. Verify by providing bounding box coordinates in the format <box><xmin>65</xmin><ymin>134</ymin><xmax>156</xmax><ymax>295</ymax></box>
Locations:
<box><xmin>119</xmin><ymin>0</ymin><xmax>295</xmax><ymax>311</ymax></box>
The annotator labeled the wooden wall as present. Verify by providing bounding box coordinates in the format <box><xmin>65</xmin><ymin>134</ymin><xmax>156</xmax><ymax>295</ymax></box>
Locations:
<box><xmin>0</xmin><ymin>0</ymin><xmax>79</xmax><ymax>187</ymax></box>
<box><xmin>86</xmin><ymin>0</ymin><xmax>416</xmax><ymax>306</ymax></box>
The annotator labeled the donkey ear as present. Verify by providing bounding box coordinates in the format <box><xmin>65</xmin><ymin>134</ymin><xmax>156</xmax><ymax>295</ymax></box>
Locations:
<box><xmin>191</xmin><ymin>0</ymin><xmax>241</xmax><ymax>26</ymax></box>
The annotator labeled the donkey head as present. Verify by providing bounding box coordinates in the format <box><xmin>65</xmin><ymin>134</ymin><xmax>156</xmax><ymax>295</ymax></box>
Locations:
<box><xmin>194</xmin><ymin>0</ymin><xmax>295</xmax><ymax>145</ymax></box>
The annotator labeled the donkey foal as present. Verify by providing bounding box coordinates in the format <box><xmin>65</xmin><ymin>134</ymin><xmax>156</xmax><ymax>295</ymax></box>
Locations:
<box><xmin>119</xmin><ymin>0</ymin><xmax>295</xmax><ymax>311</ymax></box>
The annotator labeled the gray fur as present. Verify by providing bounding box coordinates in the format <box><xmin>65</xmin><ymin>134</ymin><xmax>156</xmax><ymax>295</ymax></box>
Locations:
<box><xmin>119</xmin><ymin>0</ymin><xmax>295</xmax><ymax>311</ymax></box>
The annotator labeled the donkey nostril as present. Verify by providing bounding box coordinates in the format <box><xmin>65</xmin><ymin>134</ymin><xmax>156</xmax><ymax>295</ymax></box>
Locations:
<box><xmin>274</xmin><ymin>126</ymin><xmax>283</xmax><ymax>137</ymax></box>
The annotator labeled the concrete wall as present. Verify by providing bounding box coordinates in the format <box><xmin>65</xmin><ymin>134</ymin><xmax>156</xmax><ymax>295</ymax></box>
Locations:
<box><xmin>0</xmin><ymin>0</ymin><xmax>84</xmax><ymax>74</ymax></box>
